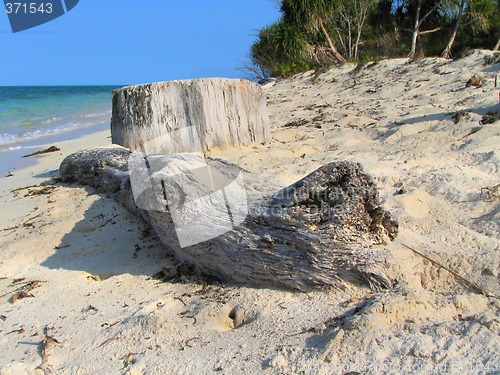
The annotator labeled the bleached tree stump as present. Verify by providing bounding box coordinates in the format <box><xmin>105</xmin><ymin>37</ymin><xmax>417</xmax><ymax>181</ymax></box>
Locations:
<box><xmin>111</xmin><ymin>78</ymin><xmax>271</xmax><ymax>154</ymax></box>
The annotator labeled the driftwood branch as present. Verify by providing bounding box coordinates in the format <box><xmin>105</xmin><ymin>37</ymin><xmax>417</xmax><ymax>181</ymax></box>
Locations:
<box><xmin>401</xmin><ymin>244</ymin><xmax>492</xmax><ymax>297</ymax></box>
<box><xmin>60</xmin><ymin>148</ymin><xmax>398</xmax><ymax>291</ymax></box>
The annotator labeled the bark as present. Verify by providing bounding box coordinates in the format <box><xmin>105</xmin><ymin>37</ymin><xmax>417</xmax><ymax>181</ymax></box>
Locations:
<box><xmin>441</xmin><ymin>22</ymin><xmax>460</xmax><ymax>59</ymax></box>
<box><xmin>409</xmin><ymin>0</ymin><xmax>439</xmax><ymax>60</ymax></box>
<box><xmin>111</xmin><ymin>78</ymin><xmax>271</xmax><ymax>155</ymax></box>
<box><xmin>442</xmin><ymin>1</ymin><xmax>464</xmax><ymax>59</ymax></box>
<box><xmin>60</xmin><ymin>148</ymin><xmax>399</xmax><ymax>292</ymax></box>
<box><xmin>353</xmin><ymin>5</ymin><xmax>369</xmax><ymax>61</ymax></box>
<box><xmin>409</xmin><ymin>0</ymin><xmax>423</xmax><ymax>60</ymax></box>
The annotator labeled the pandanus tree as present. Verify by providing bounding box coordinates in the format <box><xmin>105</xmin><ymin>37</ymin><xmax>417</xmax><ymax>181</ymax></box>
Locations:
<box><xmin>250</xmin><ymin>20</ymin><xmax>310</xmax><ymax>75</ymax></box>
<box><xmin>281</xmin><ymin>0</ymin><xmax>348</xmax><ymax>63</ymax></box>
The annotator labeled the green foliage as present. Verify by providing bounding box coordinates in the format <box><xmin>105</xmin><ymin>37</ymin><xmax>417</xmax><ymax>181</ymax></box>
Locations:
<box><xmin>250</xmin><ymin>21</ymin><xmax>311</xmax><ymax>76</ymax></box>
<box><xmin>245</xmin><ymin>0</ymin><xmax>500</xmax><ymax>80</ymax></box>
<box><xmin>281</xmin><ymin>0</ymin><xmax>335</xmax><ymax>30</ymax></box>
<box><xmin>458</xmin><ymin>0</ymin><xmax>499</xmax><ymax>48</ymax></box>
<box><xmin>274</xmin><ymin>60</ymin><xmax>315</xmax><ymax>77</ymax></box>
<box><xmin>357</xmin><ymin>54</ymin><xmax>383</xmax><ymax>64</ymax></box>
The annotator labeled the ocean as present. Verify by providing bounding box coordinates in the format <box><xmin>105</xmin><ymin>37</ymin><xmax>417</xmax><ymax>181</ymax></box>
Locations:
<box><xmin>0</xmin><ymin>85</ymin><xmax>121</xmax><ymax>176</ymax></box>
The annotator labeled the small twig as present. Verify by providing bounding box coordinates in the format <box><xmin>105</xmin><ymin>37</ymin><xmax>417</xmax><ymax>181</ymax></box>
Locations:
<box><xmin>278</xmin><ymin>302</ymin><xmax>288</xmax><ymax>310</ymax></box>
<box><xmin>173</xmin><ymin>296</ymin><xmax>187</xmax><ymax>306</ymax></box>
<box><xmin>96</xmin><ymin>334</ymin><xmax>120</xmax><ymax>348</ymax></box>
<box><xmin>22</xmin><ymin>213</ymin><xmax>43</xmax><ymax>226</ymax></box>
<box><xmin>1</xmin><ymin>214</ymin><xmax>42</xmax><ymax>232</ymax></box>
<box><xmin>0</xmin><ymin>279</ymin><xmax>45</xmax><ymax>298</ymax></box>
<box><xmin>186</xmin><ymin>336</ymin><xmax>201</xmax><ymax>347</ymax></box>
<box><xmin>99</xmin><ymin>214</ymin><xmax>119</xmax><ymax>228</ymax></box>
<box><xmin>36</xmin><ymin>326</ymin><xmax>60</xmax><ymax>373</ymax></box>
<box><xmin>6</xmin><ymin>327</ymin><xmax>25</xmax><ymax>335</ymax></box>
<box><xmin>101</xmin><ymin>319</ymin><xmax>122</xmax><ymax>329</ymax></box>
<box><xmin>1</xmin><ymin>226</ymin><xmax>18</xmax><ymax>232</ymax></box>
<box><xmin>54</xmin><ymin>244</ymin><xmax>70</xmax><ymax>250</ymax></box>
<box><xmin>402</xmin><ymin>244</ymin><xmax>491</xmax><ymax>297</ymax></box>
<box><xmin>11</xmin><ymin>184</ymin><xmax>38</xmax><ymax>193</ymax></box>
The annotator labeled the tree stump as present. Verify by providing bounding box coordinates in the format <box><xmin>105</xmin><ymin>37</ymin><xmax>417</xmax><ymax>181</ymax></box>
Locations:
<box><xmin>111</xmin><ymin>78</ymin><xmax>271</xmax><ymax>154</ymax></box>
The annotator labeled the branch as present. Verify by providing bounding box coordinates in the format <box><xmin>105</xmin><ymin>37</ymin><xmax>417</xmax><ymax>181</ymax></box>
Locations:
<box><xmin>402</xmin><ymin>244</ymin><xmax>494</xmax><ymax>297</ymax></box>
<box><xmin>420</xmin><ymin>27</ymin><xmax>443</xmax><ymax>34</ymax></box>
<box><xmin>419</xmin><ymin>4</ymin><xmax>440</xmax><ymax>26</ymax></box>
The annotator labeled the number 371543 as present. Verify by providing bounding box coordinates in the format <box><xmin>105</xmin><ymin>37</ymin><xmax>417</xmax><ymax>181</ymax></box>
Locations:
<box><xmin>5</xmin><ymin>2</ymin><xmax>53</xmax><ymax>14</ymax></box>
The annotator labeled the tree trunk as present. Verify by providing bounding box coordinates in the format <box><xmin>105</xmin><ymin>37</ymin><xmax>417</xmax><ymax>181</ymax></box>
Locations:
<box><xmin>319</xmin><ymin>20</ymin><xmax>347</xmax><ymax>63</ymax></box>
<box><xmin>59</xmin><ymin>148</ymin><xmax>399</xmax><ymax>292</ymax></box>
<box><xmin>409</xmin><ymin>0</ymin><xmax>423</xmax><ymax>60</ymax></box>
<box><xmin>111</xmin><ymin>78</ymin><xmax>271</xmax><ymax>155</ymax></box>
<box><xmin>335</xmin><ymin>28</ymin><xmax>348</xmax><ymax>58</ymax></box>
<box><xmin>442</xmin><ymin>2</ymin><xmax>464</xmax><ymax>59</ymax></box>
<box><xmin>494</xmin><ymin>36</ymin><xmax>500</xmax><ymax>51</ymax></box>
<box><xmin>347</xmin><ymin>19</ymin><xmax>353</xmax><ymax>61</ymax></box>
<box><xmin>353</xmin><ymin>7</ymin><xmax>369</xmax><ymax>62</ymax></box>
<box><xmin>409</xmin><ymin>0</ymin><xmax>439</xmax><ymax>60</ymax></box>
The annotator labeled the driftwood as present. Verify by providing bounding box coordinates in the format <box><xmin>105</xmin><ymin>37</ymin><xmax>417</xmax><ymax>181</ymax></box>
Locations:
<box><xmin>23</xmin><ymin>145</ymin><xmax>60</xmax><ymax>158</ymax></box>
<box><xmin>60</xmin><ymin>148</ymin><xmax>398</xmax><ymax>291</ymax></box>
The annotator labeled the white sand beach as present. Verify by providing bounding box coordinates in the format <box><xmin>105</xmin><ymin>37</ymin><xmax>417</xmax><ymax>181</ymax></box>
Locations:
<box><xmin>0</xmin><ymin>50</ymin><xmax>499</xmax><ymax>374</ymax></box>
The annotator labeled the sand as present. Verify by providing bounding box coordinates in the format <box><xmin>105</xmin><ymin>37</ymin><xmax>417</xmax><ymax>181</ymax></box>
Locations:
<box><xmin>0</xmin><ymin>50</ymin><xmax>499</xmax><ymax>374</ymax></box>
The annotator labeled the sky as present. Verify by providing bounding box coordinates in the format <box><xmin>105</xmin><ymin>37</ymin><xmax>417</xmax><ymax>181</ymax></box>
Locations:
<box><xmin>0</xmin><ymin>1</ymin><xmax>281</xmax><ymax>86</ymax></box>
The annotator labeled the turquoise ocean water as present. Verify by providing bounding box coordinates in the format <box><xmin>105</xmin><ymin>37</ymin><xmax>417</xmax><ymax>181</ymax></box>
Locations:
<box><xmin>0</xmin><ymin>86</ymin><xmax>121</xmax><ymax>176</ymax></box>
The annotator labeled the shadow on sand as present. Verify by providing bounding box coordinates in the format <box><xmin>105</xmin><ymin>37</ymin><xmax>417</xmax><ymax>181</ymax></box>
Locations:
<box><xmin>40</xmin><ymin>186</ymin><xmax>177</xmax><ymax>280</ymax></box>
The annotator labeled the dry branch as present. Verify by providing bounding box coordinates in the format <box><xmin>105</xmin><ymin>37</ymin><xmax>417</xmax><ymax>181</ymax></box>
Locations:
<box><xmin>402</xmin><ymin>244</ymin><xmax>491</xmax><ymax>297</ymax></box>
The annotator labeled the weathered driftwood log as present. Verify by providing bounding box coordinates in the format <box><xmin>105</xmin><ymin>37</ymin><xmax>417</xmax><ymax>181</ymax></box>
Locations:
<box><xmin>60</xmin><ymin>148</ymin><xmax>398</xmax><ymax>291</ymax></box>
<box><xmin>111</xmin><ymin>78</ymin><xmax>271</xmax><ymax>154</ymax></box>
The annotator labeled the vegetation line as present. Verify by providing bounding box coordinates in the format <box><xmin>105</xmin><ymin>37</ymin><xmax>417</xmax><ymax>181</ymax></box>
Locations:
<box><xmin>243</xmin><ymin>0</ymin><xmax>499</xmax><ymax>79</ymax></box>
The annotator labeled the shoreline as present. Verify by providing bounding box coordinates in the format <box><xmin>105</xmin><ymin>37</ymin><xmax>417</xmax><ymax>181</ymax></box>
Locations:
<box><xmin>0</xmin><ymin>122</ymin><xmax>111</xmax><ymax>179</ymax></box>
<box><xmin>0</xmin><ymin>124</ymin><xmax>111</xmax><ymax>198</ymax></box>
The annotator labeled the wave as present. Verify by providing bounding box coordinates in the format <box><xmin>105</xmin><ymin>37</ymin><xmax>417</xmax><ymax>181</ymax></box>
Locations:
<box><xmin>0</xmin><ymin>86</ymin><xmax>117</xmax><ymax>153</ymax></box>
<box><xmin>0</xmin><ymin>112</ymin><xmax>111</xmax><ymax>151</ymax></box>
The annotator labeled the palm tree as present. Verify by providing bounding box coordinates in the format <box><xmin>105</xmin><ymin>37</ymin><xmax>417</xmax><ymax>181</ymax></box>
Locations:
<box><xmin>281</xmin><ymin>0</ymin><xmax>347</xmax><ymax>63</ymax></box>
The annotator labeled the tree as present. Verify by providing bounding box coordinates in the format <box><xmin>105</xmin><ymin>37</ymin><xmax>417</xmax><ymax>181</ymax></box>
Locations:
<box><xmin>441</xmin><ymin>0</ymin><xmax>467</xmax><ymax>57</ymax></box>
<box><xmin>281</xmin><ymin>0</ymin><xmax>347</xmax><ymax>63</ymax></box>
<box><xmin>407</xmin><ymin>0</ymin><xmax>443</xmax><ymax>59</ymax></box>
<box><xmin>366</xmin><ymin>0</ymin><xmax>407</xmax><ymax>58</ymax></box>
<box><xmin>250</xmin><ymin>21</ymin><xmax>313</xmax><ymax>77</ymax></box>
<box><xmin>334</xmin><ymin>0</ymin><xmax>373</xmax><ymax>61</ymax></box>
<box><xmin>441</xmin><ymin>0</ymin><xmax>496</xmax><ymax>58</ymax></box>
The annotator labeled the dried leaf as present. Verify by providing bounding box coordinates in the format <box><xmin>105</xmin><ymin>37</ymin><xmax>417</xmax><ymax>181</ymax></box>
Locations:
<box><xmin>7</xmin><ymin>327</ymin><xmax>25</xmax><ymax>335</ymax></box>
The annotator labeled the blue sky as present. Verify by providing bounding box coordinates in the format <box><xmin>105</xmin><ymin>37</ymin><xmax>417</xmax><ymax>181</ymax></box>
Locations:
<box><xmin>0</xmin><ymin>1</ymin><xmax>281</xmax><ymax>86</ymax></box>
